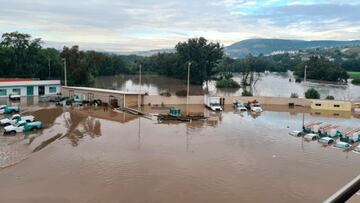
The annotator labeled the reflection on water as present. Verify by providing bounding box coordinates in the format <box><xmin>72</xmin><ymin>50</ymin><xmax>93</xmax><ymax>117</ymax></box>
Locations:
<box><xmin>96</xmin><ymin>72</ymin><xmax>360</xmax><ymax>100</ymax></box>
<box><xmin>62</xmin><ymin>111</ymin><xmax>102</xmax><ymax>147</ymax></box>
<box><xmin>0</xmin><ymin>105</ymin><xmax>360</xmax><ymax>202</ymax></box>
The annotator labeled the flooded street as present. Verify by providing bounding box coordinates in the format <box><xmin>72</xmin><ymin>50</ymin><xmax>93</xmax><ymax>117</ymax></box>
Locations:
<box><xmin>0</xmin><ymin>105</ymin><xmax>359</xmax><ymax>202</ymax></box>
<box><xmin>95</xmin><ymin>72</ymin><xmax>360</xmax><ymax>100</ymax></box>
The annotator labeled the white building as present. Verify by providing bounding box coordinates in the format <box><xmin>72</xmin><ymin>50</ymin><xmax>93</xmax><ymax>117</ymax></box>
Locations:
<box><xmin>0</xmin><ymin>79</ymin><xmax>61</xmax><ymax>97</ymax></box>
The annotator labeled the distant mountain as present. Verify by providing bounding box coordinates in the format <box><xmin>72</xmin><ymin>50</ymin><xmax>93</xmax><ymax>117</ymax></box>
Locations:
<box><xmin>225</xmin><ymin>39</ymin><xmax>360</xmax><ymax>58</ymax></box>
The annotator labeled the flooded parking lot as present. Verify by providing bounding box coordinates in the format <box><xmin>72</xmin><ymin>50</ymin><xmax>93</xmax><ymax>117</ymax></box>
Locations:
<box><xmin>0</xmin><ymin>104</ymin><xmax>359</xmax><ymax>202</ymax></box>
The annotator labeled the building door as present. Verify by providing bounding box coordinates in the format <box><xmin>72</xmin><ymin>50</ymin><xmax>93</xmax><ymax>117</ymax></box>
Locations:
<box><xmin>26</xmin><ymin>86</ymin><xmax>34</xmax><ymax>96</ymax></box>
<box><xmin>38</xmin><ymin>86</ymin><xmax>45</xmax><ymax>95</ymax></box>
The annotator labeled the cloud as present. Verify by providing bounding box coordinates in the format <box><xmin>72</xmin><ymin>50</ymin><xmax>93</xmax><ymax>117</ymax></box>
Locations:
<box><xmin>0</xmin><ymin>0</ymin><xmax>359</xmax><ymax>52</ymax></box>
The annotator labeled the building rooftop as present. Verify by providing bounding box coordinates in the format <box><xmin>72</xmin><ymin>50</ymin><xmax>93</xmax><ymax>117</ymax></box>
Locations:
<box><xmin>63</xmin><ymin>86</ymin><xmax>146</xmax><ymax>95</ymax></box>
<box><xmin>0</xmin><ymin>80</ymin><xmax>61</xmax><ymax>87</ymax></box>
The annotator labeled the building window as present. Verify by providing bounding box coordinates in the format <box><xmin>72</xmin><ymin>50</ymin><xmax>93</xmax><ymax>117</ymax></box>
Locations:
<box><xmin>0</xmin><ymin>89</ymin><xmax>6</xmax><ymax>96</ymax></box>
<box><xmin>12</xmin><ymin>88</ymin><xmax>21</xmax><ymax>95</ymax></box>
<box><xmin>315</xmin><ymin>104</ymin><xmax>321</xmax><ymax>106</ymax></box>
<box><xmin>334</xmin><ymin>105</ymin><xmax>340</xmax><ymax>108</ymax></box>
<box><xmin>49</xmin><ymin>86</ymin><xmax>57</xmax><ymax>93</ymax></box>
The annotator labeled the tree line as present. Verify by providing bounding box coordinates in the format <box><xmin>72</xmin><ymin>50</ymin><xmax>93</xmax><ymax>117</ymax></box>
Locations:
<box><xmin>0</xmin><ymin>31</ymin><xmax>354</xmax><ymax>87</ymax></box>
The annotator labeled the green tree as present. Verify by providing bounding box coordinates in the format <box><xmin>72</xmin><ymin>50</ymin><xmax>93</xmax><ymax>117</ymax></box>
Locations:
<box><xmin>305</xmin><ymin>88</ymin><xmax>320</xmax><ymax>99</ymax></box>
<box><xmin>176</xmin><ymin>37</ymin><xmax>224</xmax><ymax>85</ymax></box>
<box><xmin>295</xmin><ymin>56</ymin><xmax>349</xmax><ymax>82</ymax></box>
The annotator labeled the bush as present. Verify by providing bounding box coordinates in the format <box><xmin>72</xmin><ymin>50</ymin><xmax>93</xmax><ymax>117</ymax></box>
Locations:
<box><xmin>325</xmin><ymin>95</ymin><xmax>335</xmax><ymax>100</ymax></box>
<box><xmin>242</xmin><ymin>90</ymin><xmax>253</xmax><ymax>96</ymax></box>
<box><xmin>305</xmin><ymin>88</ymin><xmax>320</xmax><ymax>99</ymax></box>
<box><xmin>216</xmin><ymin>78</ymin><xmax>240</xmax><ymax>88</ymax></box>
<box><xmin>351</xmin><ymin>78</ymin><xmax>360</xmax><ymax>85</ymax></box>
<box><xmin>290</xmin><ymin>93</ymin><xmax>299</xmax><ymax>98</ymax></box>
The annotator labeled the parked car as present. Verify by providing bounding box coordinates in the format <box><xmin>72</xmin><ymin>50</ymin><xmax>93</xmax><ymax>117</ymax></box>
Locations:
<box><xmin>0</xmin><ymin>114</ymin><xmax>34</xmax><ymax>126</ymax></box>
<box><xmin>245</xmin><ymin>100</ymin><xmax>263</xmax><ymax>112</ymax></box>
<box><xmin>304</xmin><ymin>133</ymin><xmax>319</xmax><ymax>141</ymax></box>
<box><xmin>0</xmin><ymin>106</ymin><xmax>20</xmax><ymax>114</ymax></box>
<box><xmin>233</xmin><ymin>100</ymin><xmax>247</xmax><ymax>111</ymax></box>
<box><xmin>9</xmin><ymin>94</ymin><xmax>20</xmax><ymax>100</ymax></box>
<box><xmin>289</xmin><ymin>130</ymin><xmax>303</xmax><ymax>137</ymax></box>
<box><xmin>353</xmin><ymin>145</ymin><xmax>360</xmax><ymax>153</ymax></box>
<box><xmin>0</xmin><ymin>105</ymin><xmax>7</xmax><ymax>113</ymax></box>
<box><xmin>3</xmin><ymin>121</ymin><xmax>42</xmax><ymax>135</ymax></box>
<box><xmin>334</xmin><ymin>141</ymin><xmax>352</xmax><ymax>150</ymax></box>
<box><xmin>318</xmin><ymin>137</ymin><xmax>335</xmax><ymax>145</ymax></box>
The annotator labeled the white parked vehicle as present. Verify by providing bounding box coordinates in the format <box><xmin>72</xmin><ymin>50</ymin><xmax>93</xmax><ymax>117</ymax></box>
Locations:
<box><xmin>250</xmin><ymin>104</ymin><xmax>263</xmax><ymax>112</ymax></box>
<box><xmin>318</xmin><ymin>137</ymin><xmax>335</xmax><ymax>145</ymax></box>
<box><xmin>245</xmin><ymin>100</ymin><xmax>263</xmax><ymax>112</ymax></box>
<box><xmin>0</xmin><ymin>114</ymin><xmax>35</xmax><ymax>126</ymax></box>
<box><xmin>9</xmin><ymin>94</ymin><xmax>21</xmax><ymax>100</ymax></box>
<box><xmin>289</xmin><ymin>130</ymin><xmax>303</xmax><ymax>137</ymax></box>
<box><xmin>0</xmin><ymin>105</ymin><xmax>6</xmax><ymax>113</ymax></box>
<box><xmin>304</xmin><ymin>133</ymin><xmax>319</xmax><ymax>141</ymax></box>
<box><xmin>334</xmin><ymin>141</ymin><xmax>351</xmax><ymax>150</ymax></box>
<box><xmin>204</xmin><ymin>95</ymin><xmax>222</xmax><ymax>111</ymax></box>
<box><xmin>233</xmin><ymin>100</ymin><xmax>247</xmax><ymax>111</ymax></box>
<box><xmin>3</xmin><ymin>120</ymin><xmax>42</xmax><ymax>135</ymax></box>
<box><xmin>353</xmin><ymin>145</ymin><xmax>360</xmax><ymax>153</ymax></box>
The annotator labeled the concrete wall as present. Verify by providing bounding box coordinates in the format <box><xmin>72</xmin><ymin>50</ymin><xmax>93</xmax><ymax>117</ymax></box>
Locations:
<box><xmin>144</xmin><ymin>95</ymin><xmax>311</xmax><ymax>107</ymax></box>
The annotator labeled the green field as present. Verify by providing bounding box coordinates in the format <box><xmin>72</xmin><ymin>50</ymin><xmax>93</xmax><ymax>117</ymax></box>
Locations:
<box><xmin>348</xmin><ymin>72</ymin><xmax>360</xmax><ymax>78</ymax></box>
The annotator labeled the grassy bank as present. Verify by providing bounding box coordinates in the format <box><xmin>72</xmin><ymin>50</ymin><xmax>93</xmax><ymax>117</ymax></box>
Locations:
<box><xmin>348</xmin><ymin>71</ymin><xmax>360</xmax><ymax>78</ymax></box>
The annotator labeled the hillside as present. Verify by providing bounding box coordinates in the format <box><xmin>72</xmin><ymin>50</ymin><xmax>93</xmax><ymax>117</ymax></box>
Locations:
<box><xmin>225</xmin><ymin>39</ymin><xmax>360</xmax><ymax>58</ymax></box>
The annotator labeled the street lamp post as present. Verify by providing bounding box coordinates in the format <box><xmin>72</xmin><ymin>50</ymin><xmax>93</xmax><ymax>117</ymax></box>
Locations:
<box><xmin>138</xmin><ymin>64</ymin><xmax>142</xmax><ymax>108</ymax></box>
<box><xmin>48</xmin><ymin>58</ymin><xmax>51</xmax><ymax>79</ymax></box>
<box><xmin>186</xmin><ymin>62</ymin><xmax>191</xmax><ymax>113</ymax></box>
<box><xmin>302</xmin><ymin>64</ymin><xmax>308</xmax><ymax>128</ymax></box>
<box><xmin>63</xmin><ymin>58</ymin><xmax>67</xmax><ymax>86</ymax></box>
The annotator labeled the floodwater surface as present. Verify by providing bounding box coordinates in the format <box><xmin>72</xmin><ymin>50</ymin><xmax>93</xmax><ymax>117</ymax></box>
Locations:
<box><xmin>95</xmin><ymin>72</ymin><xmax>360</xmax><ymax>100</ymax></box>
<box><xmin>0</xmin><ymin>105</ymin><xmax>359</xmax><ymax>202</ymax></box>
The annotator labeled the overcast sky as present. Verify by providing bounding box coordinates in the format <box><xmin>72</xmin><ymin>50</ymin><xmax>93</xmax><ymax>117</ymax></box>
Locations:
<box><xmin>0</xmin><ymin>0</ymin><xmax>359</xmax><ymax>52</ymax></box>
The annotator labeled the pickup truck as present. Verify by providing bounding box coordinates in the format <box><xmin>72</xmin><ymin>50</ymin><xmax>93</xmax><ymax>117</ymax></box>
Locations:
<box><xmin>3</xmin><ymin>120</ymin><xmax>42</xmax><ymax>135</ymax></box>
<box><xmin>0</xmin><ymin>105</ymin><xmax>20</xmax><ymax>114</ymax></box>
<box><xmin>245</xmin><ymin>100</ymin><xmax>263</xmax><ymax>113</ymax></box>
<box><xmin>0</xmin><ymin>114</ymin><xmax>34</xmax><ymax>126</ymax></box>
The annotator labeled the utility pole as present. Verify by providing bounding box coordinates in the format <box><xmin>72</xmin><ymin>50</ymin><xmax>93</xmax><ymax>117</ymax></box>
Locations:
<box><xmin>138</xmin><ymin>64</ymin><xmax>142</xmax><ymax>108</ymax></box>
<box><xmin>63</xmin><ymin>58</ymin><xmax>67</xmax><ymax>86</ymax></box>
<box><xmin>48</xmin><ymin>58</ymin><xmax>51</xmax><ymax>79</ymax></box>
<box><xmin>302</xmin><ymin>64</ymin><xmax>308</xmax><ymax>128</ymax></box>
<box><xmin>186</xmin><ymin>62</ymin><xmax>191</xmax><ymax>115</ymax></box>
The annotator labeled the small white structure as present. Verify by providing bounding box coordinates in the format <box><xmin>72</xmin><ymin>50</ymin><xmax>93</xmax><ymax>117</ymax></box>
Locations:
<box><xmin>204</xmin><ymin>95</ymin><xmax>222</xmax><ymax>111</ymax></box>
<box><xmin>0</xmin><ymin>79</ymin><xmax>61</xmax><ymax>97</ymax></box>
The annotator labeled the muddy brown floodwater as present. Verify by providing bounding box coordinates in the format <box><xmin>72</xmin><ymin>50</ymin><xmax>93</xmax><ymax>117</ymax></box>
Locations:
<box><xmin>0</xmin><ymin>105</ymin><xmax>359</xmax><ymax>203</ymax></box>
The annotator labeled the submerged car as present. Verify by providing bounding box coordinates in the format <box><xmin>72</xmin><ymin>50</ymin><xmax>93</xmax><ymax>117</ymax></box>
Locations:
<box><xmin>304</xmin><ymin>133</ymin><xmax>319</xmax><ymax>141</ymax></box>
<box><xmin>9</xmin><ymin>94</ymin><xmax>20</xmax><ymax>100</ymax></box>
<box><xmin>353</xmin><ymin>145</ymin><xmax>360</xmax><ymax>153</ymax></box>
<box><xmin>0</xmin><ymin>106</ymin><xmax>20</xmax><ymax>114</ymax></box>
<box><xmin>334</xmin><ymin>141</ymin><xmax>352</xmax><ymax>150</ymax></box>
<box><xmin>0</xmin><ymin>114</ymin><xmax>34</xmax><ymax>126</ymax></box>
<box><xmin>233</xmin><ymin>101</ymin><xmax>247</xmax><ymax>111</ymax></box>
<box><xmin>289</xmin><ymin>130</ymin><xmax>303</xmax><ymax>137</ymax></box>
<box><xmin>318</xmin><ymin>137</ymin><xmax>335</xmax><ymax>145</ymax></box>
<box><xmin>3</xmin><ymin>121</ymin><xmax>42</xmax><ymax>135</ymax></box>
